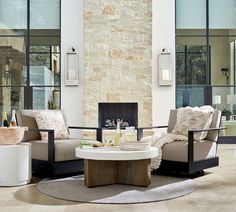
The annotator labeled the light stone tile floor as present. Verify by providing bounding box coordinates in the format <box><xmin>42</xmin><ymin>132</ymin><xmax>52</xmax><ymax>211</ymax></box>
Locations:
<box><xmin>0</xmin><ymin>144</ymin><xmax>236</xmax><ymax>212</ymax></box>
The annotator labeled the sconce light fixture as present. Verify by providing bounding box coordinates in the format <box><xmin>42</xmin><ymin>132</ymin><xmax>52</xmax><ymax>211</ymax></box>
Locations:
<box><xmin>221</xmin><ymin>68</ymin><xmax>229</xmax><ymax>85</ymax></box>
<box><xmin>65</xmin><ymin>47</ymin><xmax>79</xmax><ymax>86</ymax></box>
<box><xmin>212</xmin><ymin>95</ymin><xmax>221</xmax><ymax>109</ymax></box>
<box><xmin>158</xmin><ymin>48</ymin><xmax>172</xmax><ymax>86</ymax></box>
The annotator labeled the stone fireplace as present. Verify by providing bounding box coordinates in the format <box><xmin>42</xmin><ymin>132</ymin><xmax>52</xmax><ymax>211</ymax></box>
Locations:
<box><xmin>98</xmin><ymin>102</ymin><xmax>138</xmax><ymax>128</ymax></box>
<box><xmin>84</xmin><ymin>0</ymin><xmax>152</xmax><ymax>127</ymax></box>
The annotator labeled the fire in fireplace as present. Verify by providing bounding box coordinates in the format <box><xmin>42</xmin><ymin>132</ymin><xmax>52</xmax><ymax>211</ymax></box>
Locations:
<box><xmin>98</xmin><ymin>103</ymin><xmax>138</xmax><ymax>128</ymax></box>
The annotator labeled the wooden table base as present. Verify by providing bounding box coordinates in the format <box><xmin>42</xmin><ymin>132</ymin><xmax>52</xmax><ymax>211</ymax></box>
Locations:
<box><xmin>84</xmin><ymin>159</ymin><xmax>151</xmax><ymax>187</ymax></box>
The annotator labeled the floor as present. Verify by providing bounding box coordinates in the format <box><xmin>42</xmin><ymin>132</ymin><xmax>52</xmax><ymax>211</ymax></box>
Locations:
<box><xmin>0</xmin><ymin>144</ymin><xmax>236</xmax><ymax>212</ymax></box>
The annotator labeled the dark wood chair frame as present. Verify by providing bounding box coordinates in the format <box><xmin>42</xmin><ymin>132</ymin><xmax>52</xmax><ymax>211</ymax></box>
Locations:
<box><xmin>137</xmin><ymin>126</ymin><xmax>225</xmax><ymax>174</ymax></box>
<box><xmin>29</xmin><ymin>126</ymin><xmax>102</xmax><ymax>177</ymax></box>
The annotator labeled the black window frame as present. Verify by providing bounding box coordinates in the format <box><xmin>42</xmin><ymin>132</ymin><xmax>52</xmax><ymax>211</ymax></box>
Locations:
<box><xmin>0</xmin><ymin>0</ymin><xmax>61</xmax><ymax>110</ymax></box>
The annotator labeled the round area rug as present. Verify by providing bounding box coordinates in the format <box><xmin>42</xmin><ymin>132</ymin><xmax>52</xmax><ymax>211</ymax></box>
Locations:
<box><xmin>37</xmin><ymin>175</ymin><xmax>196</xmax><ymax>204</ymax></box>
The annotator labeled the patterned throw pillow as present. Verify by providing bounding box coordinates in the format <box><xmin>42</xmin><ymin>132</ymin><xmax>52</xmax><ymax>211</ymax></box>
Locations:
<box><xmin>33</xmin><ymin>110</ymin><xmax>69</xmax><ymax>141</ymax></box>
<box><xmin>171</xmin><ymin>106</ymin><xmax>214</xmax><ymax>141</ymax></box>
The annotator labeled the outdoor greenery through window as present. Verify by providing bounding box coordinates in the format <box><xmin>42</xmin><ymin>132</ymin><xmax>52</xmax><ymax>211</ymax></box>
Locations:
<box><xmin>176</xmin><ymin>45</ymin><xmax>207</xmax><ymax>85</ymax></box>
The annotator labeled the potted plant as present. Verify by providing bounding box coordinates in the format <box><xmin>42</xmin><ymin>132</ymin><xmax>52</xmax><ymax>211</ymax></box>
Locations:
<box><xmin>222</xmin><ymin>108</ymin><xmax>232</xmax><ymax>121</ymax></box>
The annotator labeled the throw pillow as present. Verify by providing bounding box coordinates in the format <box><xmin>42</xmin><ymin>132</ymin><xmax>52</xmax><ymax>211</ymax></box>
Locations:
<box><xmin>171</xmin><ymin>106</ymin><xmax>214</xmax><ymax>141</ymax></box>
<box><xmin>33</xmin><ymin>110</ymin><xmax>69</xmax><ymax>141</ymax></box>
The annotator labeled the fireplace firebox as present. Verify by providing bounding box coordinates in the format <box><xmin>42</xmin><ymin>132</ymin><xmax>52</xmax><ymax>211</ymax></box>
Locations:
<box><xmin>98</xmin><ymin>103</ymin><xmax>138</xmax><ymax>128</ymax></box>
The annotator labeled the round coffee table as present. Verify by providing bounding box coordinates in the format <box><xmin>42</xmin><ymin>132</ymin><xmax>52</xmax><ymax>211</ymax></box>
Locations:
<box><xmin>75</xmin><ymin>146</ymin><xmax>158</xmax><ymax>187</ymax></box>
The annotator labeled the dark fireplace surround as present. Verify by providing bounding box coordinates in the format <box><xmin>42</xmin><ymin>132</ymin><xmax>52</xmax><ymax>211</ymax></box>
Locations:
<box><xmin>98</xmin><ymin>102</ymin><xmax>138</xmax><ymax>128</ymax></box>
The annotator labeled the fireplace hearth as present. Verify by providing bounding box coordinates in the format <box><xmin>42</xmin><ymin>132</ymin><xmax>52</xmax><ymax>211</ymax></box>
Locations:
<box><xmin>98</xmin><ymin>103</ymin><xmax>138</xmax><ymax>128</ymax></box>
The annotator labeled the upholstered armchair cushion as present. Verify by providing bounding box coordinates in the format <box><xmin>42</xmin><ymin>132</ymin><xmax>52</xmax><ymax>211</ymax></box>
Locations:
<box><xmin>16</xmin><ymin>110</ymin><xmax>68</xmax><ymax>141</ymax></box>
<box><xmin>28</xmin><ymin>138</ymin><xmax>100</xmax><ymax>162</ymax></box>
<box><xmin>139</xmin><ymin>107</ymin><xmax>221</xmax><ymax>174</ymax></box>
<box><xmin>162</xmin><ymin>140</ymin><xmax>217</xmax><ymax>162</ymax></box>
<box><xmin>167</xmin><ymin>109</ymin><xmax>221</xmax><ymax>142</ymax></box>
<box><xmin>171</xmin><ymin>106</ymin><xmax>214</xmax><ymax>141</ymax></box>
<box><xmin>16</xmin><ymin>109</ymin><xmax>102</xmax><ymax>176</ymax></box>
<box><xmin>33</xmin><ymin>110</ymin><xmax>69</xmax><ymax>141</ymax></box>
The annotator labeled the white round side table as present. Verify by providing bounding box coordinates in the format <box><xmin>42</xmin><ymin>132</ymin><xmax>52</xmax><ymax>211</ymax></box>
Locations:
<box><xmin>0</xmin><ymin>143</ymin><xmax>31</xmax><ymax>186</ymax></box>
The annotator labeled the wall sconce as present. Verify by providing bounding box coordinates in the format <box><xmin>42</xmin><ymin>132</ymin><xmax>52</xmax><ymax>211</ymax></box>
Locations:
<box><xmin>221</xmin><ymin>68</ymin><xmax>229</xmax><ymax>85</ymax></box>
<box><xmin>158</xmin><ymin>48</ymin><xmax>172</xmax><ymax>86</ymax></box>
<box><xmin>65</xmin><ymin>47</ymin><xmax>79</xmax><ymax>86</ymax></box>
<box><xmin>212</xmin><ymin>95</ymin><xmax>221</xmax><ymax>109</ymax></box>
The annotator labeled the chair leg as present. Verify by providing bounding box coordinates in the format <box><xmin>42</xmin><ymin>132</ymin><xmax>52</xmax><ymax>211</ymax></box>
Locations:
<box><xmin>196</xmin><ymin>170</ymin><xmax>205</xmax><ymax>176</ymax></box>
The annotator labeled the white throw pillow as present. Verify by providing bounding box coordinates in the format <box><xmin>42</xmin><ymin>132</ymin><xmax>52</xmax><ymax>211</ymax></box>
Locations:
<box><xmin>171</xmin><ymin>106</ymin><xmax>214</xmax><ymax>141</ymax></box>
<box><xmin>34</xmin><ymin>110</ymin><xmax>69</xmax><ymax>141</ymax></box>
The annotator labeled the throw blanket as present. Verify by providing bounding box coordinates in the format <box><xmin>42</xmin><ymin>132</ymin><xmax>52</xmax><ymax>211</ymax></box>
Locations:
<box><xmin>141</xmin><ymin>133</ymin><xmax>187</xmax><ymax>170</ymax></box>
<box><xmin>141</xmin><ymin>105</ymin><xmax>214</xmax><ymax>170</ymax></box>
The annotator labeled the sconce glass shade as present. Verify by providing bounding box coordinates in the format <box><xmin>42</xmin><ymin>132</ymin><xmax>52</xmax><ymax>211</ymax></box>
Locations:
<box><xmin>65</xmin><ymin>47</ymin><xmax>79</xmax><ymax>86</ymax></box>
<box><xmin>213</xmin><ymin>95</ymin><xmax>221</xmax><ymax>105</ymax></box>
<box><xmin>158</xmin><ymin>50</ymin><xmax>172</xmax><ymax>86</ymax></box>
<box><xmin>227</xmin><ymin>94</ymin><xmax>236</xmax><ymax>104</ymax></box>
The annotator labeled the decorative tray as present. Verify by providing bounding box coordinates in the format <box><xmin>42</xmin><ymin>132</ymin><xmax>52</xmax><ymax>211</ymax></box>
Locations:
<box><xmin>120</xmin><ymin>141</ymin><xmax>151</xmax><ymax>151</ymax></box>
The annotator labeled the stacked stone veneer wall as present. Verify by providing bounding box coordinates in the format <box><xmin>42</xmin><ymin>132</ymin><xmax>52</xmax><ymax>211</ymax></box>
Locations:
<box><xmin>84</xmin><ymin>0</ymin><xmax>152</xmax><ymax>127</ymax></box>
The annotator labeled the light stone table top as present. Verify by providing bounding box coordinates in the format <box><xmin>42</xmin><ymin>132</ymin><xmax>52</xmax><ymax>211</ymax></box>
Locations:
<box><xmin>75</xmin><ymin>146</ymin><xmax>158</xmax><ymax>161</ymax></box>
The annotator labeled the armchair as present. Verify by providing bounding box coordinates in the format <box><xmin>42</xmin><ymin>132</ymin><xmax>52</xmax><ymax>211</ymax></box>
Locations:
<box><xmin>16</xmin><ymin>110</ymin><xmax>102</xmax><ymax>177</ymax></box>
<box><xmin>138</xmin><ymin>109</ymin><xmax>223</xmax><ymax>174</ymax></box>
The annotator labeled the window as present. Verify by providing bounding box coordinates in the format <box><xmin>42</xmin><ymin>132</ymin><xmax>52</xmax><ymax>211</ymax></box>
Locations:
<box><xmin>176</xmin><ymin>0</ymin><xmax>236</xmax><ymax>139</ymax></box>
<box><xmin>176</xmin><ymin>45</ymin><xmax>207</xmax><ymax>85</ymax></box>
<box><xmin>0</xmin><ymin>0</ymin><xmax>61</xmax><ymax>120</ymax></box>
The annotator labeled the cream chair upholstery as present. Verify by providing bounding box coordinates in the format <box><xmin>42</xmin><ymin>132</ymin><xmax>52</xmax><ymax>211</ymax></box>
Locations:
<box><xmin>16</xmin><ymin>109</ymin><xmax>101</xmax><ymax>177</ymax></box>
<box><xmin>138</xmin><ymin>109</ymin><xmax>222</xmax><ymax>174</ymax></box>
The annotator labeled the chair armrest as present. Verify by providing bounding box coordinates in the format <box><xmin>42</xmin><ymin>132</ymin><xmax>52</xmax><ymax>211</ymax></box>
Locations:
<box><xmin>187</xmin><ymin>127</ymin><xmax>225</xmax><ymax>163</ymax></box>
<box><xmin>188</xmin><ymin>127</ymin><xmax>225</xmax><ymax>133</ymax></box>
<box><xmin>68</xmin><ymin>126</ymin><xmax>102</xmax><ymax>142</ymax></box>
<box><xmin>137</xmin><ymin>125</ymin><xmax>168</xmax><ymax>130</ymax></box>
<box><xmin>136</xmin><ymin>126</ymin><xmax>168</xmax><ymax>140</ymax></box>
<box><xmin>28</xmin><ymin>128</ymin><xmax>55</xmax><ymax>163</ymax></box>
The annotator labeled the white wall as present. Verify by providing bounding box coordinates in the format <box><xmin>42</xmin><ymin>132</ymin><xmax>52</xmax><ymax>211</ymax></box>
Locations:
<box><xmin>61</xmin><ymin>0</ymin><xmax>84</xmax><ymax>127</ymax></box>
<box><xmin>152</xmin><ymin>0</ymin><xmax>176</xmax><ymax>126</ymax></box>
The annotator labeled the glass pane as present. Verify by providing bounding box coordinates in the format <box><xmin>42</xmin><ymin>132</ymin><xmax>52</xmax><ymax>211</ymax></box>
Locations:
<box><xmin>30</xmin><ymin>29</ymin><xmax>60</xmax><ymax>37</ymax></box>
<box><xmin>209</xmin><ymin>29</ymin><xmax>236</xmax><ymax>36</ymax></box>
<box><xmin>0</xmin><ymin>0</ymin><xmax>27</xmax><ymax>35</ymax></box>
<box><xmin>209</xmin><ymin>0</ymin><xmax>236</xmax><ymax>30</ymax></box>
<box><xmin>30</xmin><ymin>36</ymin><xmax>60</xmax><ymax>47</ymax></box>
<box><xmin>30</xmin><ymin>45</ymin><xmax>60</xmax><ymax>53</ymax></box>
<box><xmin>209</xmin><ymin>36</ymin><xmax>236</xmax><ymax>86</ymax></box>
<box><xmin>30</xmin><ymin>53</ymin><xmax>51</xmax><ymax>69</ymax></box>
<box><xmin>29</xmin><ymin>52</ymin><xmax>60</xmax><ymax>86</ymax></box>
<box><xmin>0</xmin><ymin>37</ymin><xmax>26</xmax><ymax>86</ymax></box>
<box><xmin>30</xmin><ymin>66</ymin><xmax>53</xmax><ymax>86</ymax></box>
<box><xmin>176</xmin><ymin>29</ymin><xmax>206</xmax><ymax>36</ymax></box>
<box><xmin>30</xmin><ymin>0</ymin><xmax>60</xmax><ymax>31</ymax></box>
<box><xmin>0</xmin><ymin>86</ymin><xmax>24</xmax><ymax>125</ymax></box>
<box><xmin>176</xmin><ymin>0</ymin><xmax>206</xmax><ymax>30</ymax></box>
<box><xmin>176</xmin><ymin>86</ymin><xmax>205</xmax><ymax>108</ymax></box>
<box><xmin>176</xmin><ymin>37</ymin><xmax>207</xmax><ymax>86</ymax></box>
<box><xmin>29</xmin><ymin>37</ymin><xmax>60</xmax><ymax>86</ymax></box>
<box><xmin>212</xmin><ymin>86</ymin><xmax>236</xmax><ymax>136</ymax></box>
<box><xmin>212</xmin><ymin>86</ymin><xmax>236</xmax><ymax>112</ymax></box>
<box><xmin>32</xmin><ymin>87</ymin><xmax>60</xmax><ymax>109</ymax></box>
<box><xmin>30</xmin><ymin>46</ymin><xmax>50</xmax><ymax>52</ymax></box>
<box><xmin>176</xmin><ymin>36</ymin><xmax>207</xmax><ymax>48</ymax></box>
